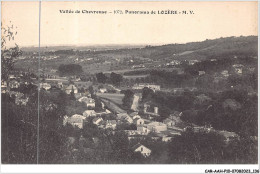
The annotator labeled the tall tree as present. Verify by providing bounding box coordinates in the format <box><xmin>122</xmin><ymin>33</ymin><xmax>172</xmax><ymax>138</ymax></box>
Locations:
<box><xmin>96</xmin><ymin>72</ymin><xmax>108</xmax><ymax>84</ymax></box>
<box><xmin>1</xmin><ymin>22</ymin><xmax>22</xmax><ymax>81</ymax></box>
<box><xmin>122</xmin><ymin>90</ymin><xmax>134</xmax><ymax>109</ymax></box>
<box><xmin>110</xmin><ymin>72</ymin><xmax>123</xmax><ymax>86</ymax></box>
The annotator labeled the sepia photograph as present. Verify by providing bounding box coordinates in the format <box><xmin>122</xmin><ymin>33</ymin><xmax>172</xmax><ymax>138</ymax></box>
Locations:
<box><xmin>1</xmin><ymin>1</ymin><xmax>259</xmax><ymax>172</ymax></box>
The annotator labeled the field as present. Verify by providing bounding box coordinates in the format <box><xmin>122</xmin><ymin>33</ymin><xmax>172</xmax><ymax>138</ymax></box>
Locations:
<box><xmin>96</xmin><ymin>93</ymin><xmax>124</xmax><ymax>105</ymax></box>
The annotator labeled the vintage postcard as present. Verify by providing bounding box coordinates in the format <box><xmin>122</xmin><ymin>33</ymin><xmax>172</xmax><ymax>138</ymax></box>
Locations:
<box><xmin>1</xmin><ymin>1</ymin><xmax>259</xmax><ymax>173</ymax></box>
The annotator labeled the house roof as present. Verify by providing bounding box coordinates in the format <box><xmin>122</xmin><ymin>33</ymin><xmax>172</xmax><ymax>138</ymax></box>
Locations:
<box><xmin>132</xmin><ymin>143</ymin><xmax>150</xmax><ymax>151</ymax></box>
<box><xmin>71</xmin><ymin>114</ymin><xmax>85</xmax><ymax>119</ymax></box>
<box><xmin>66</xmin><ymin>84</ymin><xmax>77</xmax><ymax>90</ymax></box>
<box><xmin>129</xmin><ymin>112</ymin><xmax>138</xmax><ymax>117</ymax></box>
<box><xmin>117</xmin><ymin>113</ymin><xmax>129</xmax><ymax>117</ymax></box>
<box><xmin>68</xmin><ymin>114</ymin><xmax>85</xmax><ymax>123</ymax></box>
<box><xmin>171</xmin><ymin>111</ymin><xmax>181</xmax><ymax>117</ymax></box>
<box><xmin>218</xmin><ymin>131</ymin><xmax>238</xmax><ymax>138</ymax></box>
<box><xmin>147</xmin><ymin>122</ymin><xmax>166</xmax><ymax>126</ymax></box>
<box><xmin>106</xmin><ymin>120</ymin><xmax>117</xmax><ymax>125</ymax></box>
<box><xmin>83</xmin><ymin>110</ymin><xmax>96</xmax><ymax>114</ymax></box>
<box><xmin>133</xmin><ymin>118</ymin><xmax>143</xmax><ymax>123</ymax></box>
<box><xmin>117</xmin><ymin>113</ymin><xmax>132</xmax><ymax>121</ymax></box>
<box><xmin>78</xmin><ymin>97</ymin><xmax>95</xmax><ymax>103</ymax></box>
<box><xmin>163</xmin><ymin>118</ymin><xmax>173</xmax><ymax>124</ymax></box>
<box><xmin>93</xmin><ymin>117</ymin><xmax>102</xmax><ymax>122</ymax></box>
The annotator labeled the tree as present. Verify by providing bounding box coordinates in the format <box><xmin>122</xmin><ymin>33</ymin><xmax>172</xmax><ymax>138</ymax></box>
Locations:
<box><xmin>94</xmin><ymin>98</ymin><xmax>103</xmax><ymax>112</ymax></box>
<box><xmin>88</xmin><ymin>85</ymin><xmax>94</xmax><ymax>96</ymax></box>
<box><xmin>168</xmin><ymin>131</ymin><xmax>226</xmax><ymax>164</ymax></box>
<box><xmin>70</xmin><ymin>87</ymin><xmax>76</xmax><ymax>100</ymax></box>
<box><xmin>142</xmin><ymin>87</ymin><xmax>154</xmax><ymax>102</ymax></box>
<box><xmin>96</xmin><ymin>72</ymin><xmax>108</xmax><ymax>84</ymax></box>
<box><xmin>1</xmin><ymin>22</ymin><xmax>22</xmax><ymax>81</ymax></box>
<box><xmin>58</xmin><ymin>64</ymin><xmax>83</xmax><ymax>76</ymax></box>
<box><xmin>110</xmin><ymin>72</ymin><xmax>123</xmax><ymax>86</ymax></box>
<box><xmin>109</xmin><ymin>131</ymin><xmax>131</xmax><ymax>163</ymax></box>
<box><xmin>122</xmin><ymin>90</ymin><xmax>134</xmax><ymax>109</ymax></box>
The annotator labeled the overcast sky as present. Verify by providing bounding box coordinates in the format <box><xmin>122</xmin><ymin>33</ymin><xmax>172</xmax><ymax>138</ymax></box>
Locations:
<box><xmin>2</xmin><ymin>1</ymin><xmax>258</xmax><ymax>47</ymax></box>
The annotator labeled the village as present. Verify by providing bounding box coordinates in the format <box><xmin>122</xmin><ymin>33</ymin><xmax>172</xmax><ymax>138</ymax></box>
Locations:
<box><xmin>1</xmin><ymin>0</ymin><xmax>258</xmax><ymax>167</ymax></box>
<box><xmin>1</xmin><ymin>60</ymin><xmax>246</xmax><ymax>158</ymax></box>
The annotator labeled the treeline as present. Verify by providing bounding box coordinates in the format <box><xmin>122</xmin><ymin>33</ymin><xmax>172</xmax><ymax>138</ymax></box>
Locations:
<box><xmin>123</xmin><ymin>70</ymin><xmax>151</xmax><ymax>76</ymax></box>
<box><xmin>122</xmin><ymin>70</ymin><xmax>196</xmax><ymax>88</ymax></box>
<box><xmin>185</xmin><ymin>56</ymin><xmax>257</xmax><ymax>75</ymax></box>
<box><xmin>121</xmin><ymin>56</ymin><xmax>257</xmax><ymax>91</ymax></box>
<box><xmin>167</xmin><ymin>129</ymin><xmax>257</xmax><ymax>164</ymax></box>
<box><xmin>181</xmin><ymin>90</ymin><xmax>258</xmax><ymax>136</ymax></box>
<box><xmin>58</xmin><ymin>64</ymin><xmax>83</xmax><ymax>76</ymax></box>
<box><xmin>58</xmin><ymin>121</ymin><xmax>257</xmax><ymax>164</ymax></box>
<box><xmin>2</xmin><ymin>88</ymin><xmax>70</xmax><ymax>164</ymax></box>
<box><xmin>2</xmin><ymin>86</ymin><xmax>257</xmax><ymax>164</ymax></box>
<box><xmin>96</xmin><ymin>72</ymin><xmax>123</xmax><ymax>86</ymax></box>
<box><xmin>141</xmin><ymin>87</ymin><xmax>257</xmax><ymax>136</ymax></box>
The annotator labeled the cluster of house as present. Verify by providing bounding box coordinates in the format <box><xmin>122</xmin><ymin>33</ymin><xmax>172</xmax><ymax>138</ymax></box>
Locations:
<box><xmin>165</xmin><ymin>60</ymin><xmax>181</xmax><ymax>66</ymax></box>
<box><xmin>143</xmin><ymin>104</ymin><xmax>159</xmax><ymax>118</ymax></box>
<box><xmin>231</xmin><ymin>64</ymin><xmax>255</xmax><ymax>75</ymax></box>
<box><xmin>1</xmin><ymin>73</ymin><xmax>29</xmax><ymax>93</ymax></box>
<box><xmin>132</xmin><ymin>64</ymin><xmax>145</xmax><ymax>69</ymax></box>
<box><xmin>40</xmin><ymin>73</ymin><xmax>58</xmax><ymax>79</ymax></box>
<box><xmin>1</xmin><ymin>74</ymin><xmax>31</xmax><ymax>105</ymax></box>
<box><xmin>68</xmin><ymin>135</ymin><xmax>152</xmax><ymax>158</ymax></box>
<box><xmin>78</xmin><ymin>96</ymin><xmax>96</xmax><ymax>108</ymax></box>
<box><xmin>132</xmin><ymin>83</ymin><xmax>160</xmax><ymax>92</ymax></box>
<box><xmin>40</xmin><ymin>80</ymin><xmax>95</xmax><ymax>98</ymax></box>
<box><xmin>63</xmin><ymin>105</ymin><xmax>184</xmax><ymax>144</ymax></box>
<box><xmin>132</xmin><ymin>143</ymin><xmax>151</xmax><ymax>157</ymax></box>
<box><xmin>120</xmin><ymin>111</ymin><xmax>183</xmax><ymax>142</ymax></box>
<box><xmin>212</xmin><ymin>64</ymin><xmax>256</xmax><ymax>84</ymax></box>
<box><xmin>63</xmin><ymin>107</ymin><xmax>112</xmax><ymax>129</ymax></box>
<box><xmin>7</xmin><ymin>90</ymin><xmax>29</xmax><ymax>105</ymax></box>
<box><xmin>183</xmin><ymin>124</ymin><xmax>240</xmax><ymax>144</ymax></box>
<box><xmin>39</xmin><ymin>82</ymin><xmax>79</xmax><ymax>94</ymax></box>
<box><xmin>63</xmin><ymin>94</ymin><xmax>113</xmax><ymax>129</ymax></box>
<box><xmin>187</xmin><ymin>59</ymin><xmax>200</xmax><ymax>65</ymax></box>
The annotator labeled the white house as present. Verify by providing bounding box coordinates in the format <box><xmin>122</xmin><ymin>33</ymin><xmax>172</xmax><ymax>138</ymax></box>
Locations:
<box><xmin>57</xmin><ymin>82</ymin><xmax>63</xmax><ymax>88</ymax></box>
<box><xmin>8</xmin><ymin>74</ymin><xmax>15</xmax><ymax>79</ymax></box>
<box><xmin>65</xmin><ymin>84</ymin><xmax>78</xmax><ymax>94</ymax></box>
<box><xmin>9</xmin><ymin>80</ymin><xmax>20</xmax><ymax>89</ymax></box>
<box><xmin>99</xmin><ymin>88</ymin><xmax>107</xmax><ymax>93</ymax></box>
<box><xmin>163</xmin><ymin>118</ymin><xmax>175</xmax><ymax>127</ymax></box>
<box><xmin>117</xmin><ymin>113</ymin><xmax>133</xmax><ymax>124</ymax></box>
<box><xmin>64</xmin><ymin>114</ymin><xmax>85</xmax><ymax>129</ymax></box>
<box><xmin>137</xmin><ymin>125</ymin><xmax>150</xmax><ymax>135</ymax></box>
<box><xmin>134</xmin><ymin>118</ymin><xmax>144</xmax><ymax>126</ymax></box>
<box><xmin>125</xmin><ymin>130</ymin><xmax>138</xmax><ymax>136</ymax></box>
<box><xmin>105</xmin><ymin>120</ymin><xmax>117</xmax><ymax>130</ymax></box>
<box><xmin>198</xmin><ymin>71</ymin><xmax>205</xmax><ymax>76</ymax></box>
<box><xmin>40</xmin><ymin>83</ymin><xmax>51</xmax><ymax>90</ymax></box>
<box><xmin>15</xmin><ymin>97</ymin><xmax>29</xmax><ymax>106</ymax></box>
<box><xmin>132</xmin><ymin>144</ymin><xmax>151</xmax><ymax>157</ymax></box>
<box><xmin>83</xmin><ymin>110</ymin><xmax>96</xmax><ymax>117</ymax></box>
<box><xmin>162</xmin><ymin>136</ymin><xmax>173</xmax><ymax>142</ymax></box>
<box><xmin>132</xmin><ymin>83</ymin><xmax>160</xmax><ymax>92</ymax></box>
<box><xmin>78</xmin><ymin>97</ymin><xmax>95</xmax><ymax>108</ymax></box>
<box><xmin>129</xmin><ymin>112</ymin><xmax>139</xmax><ymax>118</ymax></box>
<box><xmin>133</xmin><ymin>115</ymin><xmax>141</xmax><ymax>120</ymax></box>
<box><xmin>232</xmin><ymin>64</ymin><xmax>244</xmax><ymax>75</ymax></box>
<box><xmin>168</xmin><ymin>60</ymin><xmax>181</xmax><ymax>65</ymax></box>
<box><xmin>221</xmin><ymin>70</ymin><xmax>229</xmax><ymax>77</ymax></box>
<box><xmin>188</xmin><ymin>60</ymin><xmax>199</xmax><ymax>65</ymax></box>
<box><xmin>147</xmin><ymin>122</ymin><xmax>167</xmax><ymax>133</ymax></box>
<box><xmin>93</xmin><ymin>117</ymin><xmax>103</xmax><ymax>125</ymax></box>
